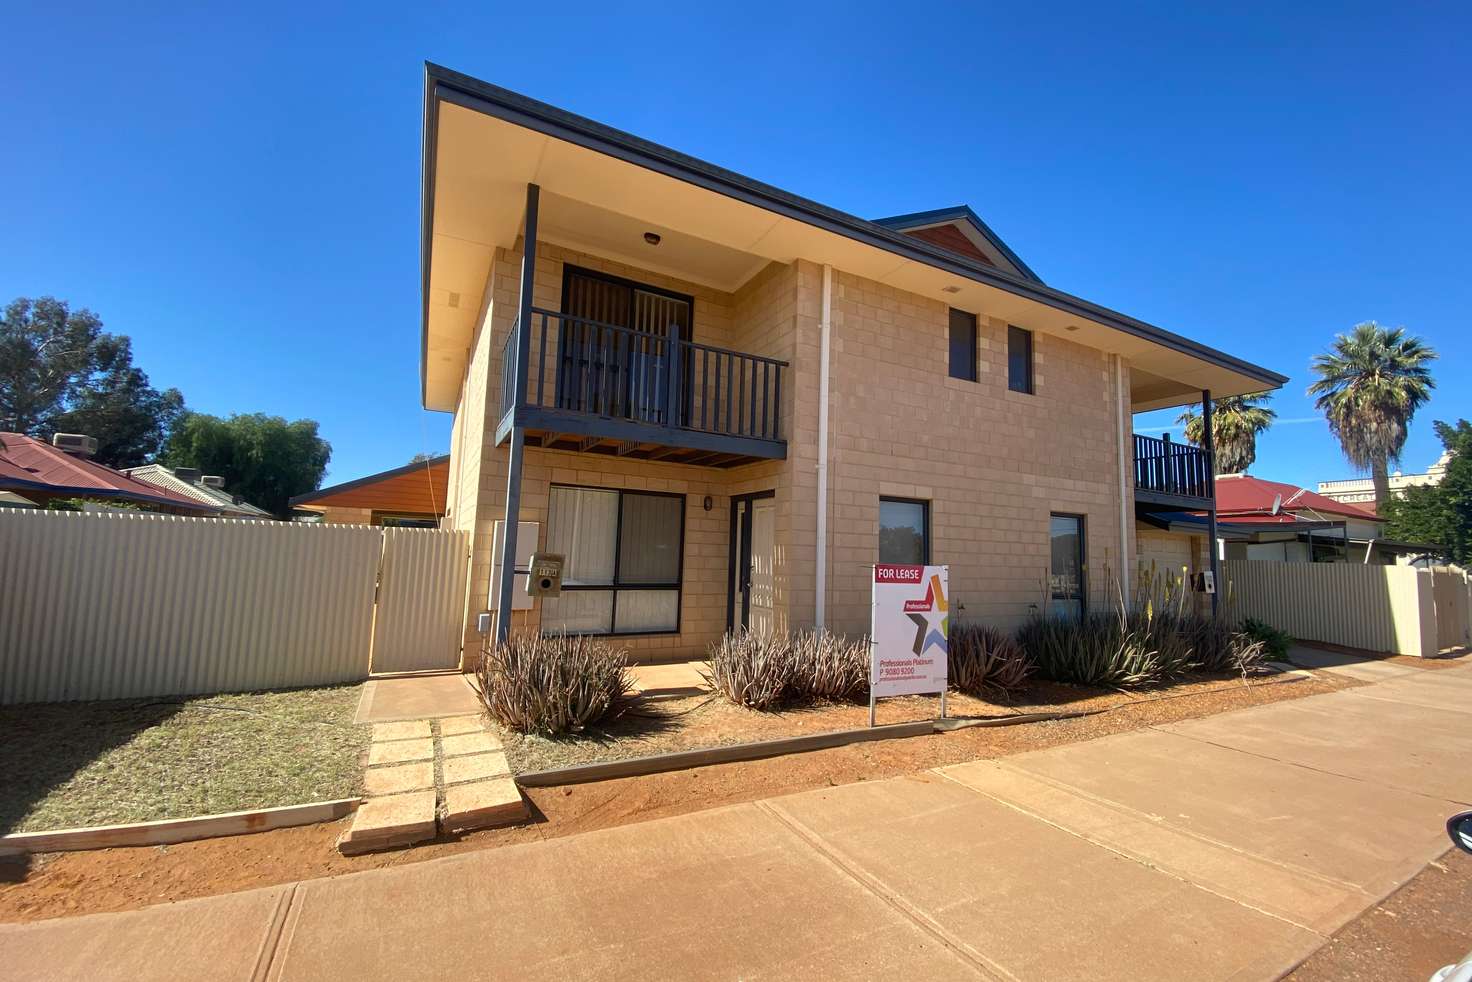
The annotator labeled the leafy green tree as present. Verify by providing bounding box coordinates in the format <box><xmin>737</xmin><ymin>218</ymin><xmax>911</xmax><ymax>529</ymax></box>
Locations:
<box><xmin>162</xmin><ymin>413</ymin><xmax>331</xmax><ymax>518</ymax></box>
<box><xmin>1307</xmin><ymin>322</ymin><xmax>1437</xmax><ymax>511</ymax></box>
<box><xmin>1176</xmin><ymin>393</ymin><xmax>1277</xmax><ymax>474</ymax></box>
<box><xmin>1</xmin><ymin>297</ymin><xmax>187</xmax><ymax>467</ymax></box>
<box><xmin>1382</xmin><ymin>420</ymin><xmax>1472</xmax><ymax>564</ymax></box>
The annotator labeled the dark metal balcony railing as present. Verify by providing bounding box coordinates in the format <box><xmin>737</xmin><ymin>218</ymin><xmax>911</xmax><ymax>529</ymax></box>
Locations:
<box><xmin>501</xmin><ymin>307</ymin><xmax>786</xmax><ymax>445</ymax></box>
<box><xmin>1134</xmin><ymin>433</ymin><xmax>1214</xmax><ymax>501</ymax></box>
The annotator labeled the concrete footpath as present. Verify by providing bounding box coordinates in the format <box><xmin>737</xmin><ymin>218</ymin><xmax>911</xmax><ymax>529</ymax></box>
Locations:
<box><xmin>7</xmin><ymin>654</ymin><xmax>1471</xmax><ymax>981</ymax></box>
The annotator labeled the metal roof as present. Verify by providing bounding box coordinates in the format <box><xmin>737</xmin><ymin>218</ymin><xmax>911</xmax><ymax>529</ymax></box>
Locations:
<box><xmin>0</xmin><ymin>434</ymin><xmax>214</xmax><ymax>511</ymax></box>
<box><xmin>122</xmin><ymin>465</ymin><xmax>274</xmax><ymax>518</ymax></box>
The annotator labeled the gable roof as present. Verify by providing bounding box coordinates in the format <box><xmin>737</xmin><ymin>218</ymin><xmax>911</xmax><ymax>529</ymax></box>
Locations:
<box><xmin>122</xmin><ymin>464</ymin><xmax>274</xmax><ymax>519</ymax></box>
<box><xmin>872</xmin><ymin>206</ymin><xmax>1041</xmax><ymax>283</ymax></box>
<box><xmin>290</xmin><ymin>455</ymin><xmax>450</xmax><ymax>515</ymax></box>
<box><xmin>1214</xmin><ymin>474</ymin><xmax>1380</xmax><ymax>522</ymax></box>
<box><xmin>0</xmin><ymin>433</ymin><xmax>214</xmax><ymax>512</ymax></box>
<box><xmin>421</xmin><ymin>63</ymin><xmax>1289</xmax><ymax>414</ymax></box>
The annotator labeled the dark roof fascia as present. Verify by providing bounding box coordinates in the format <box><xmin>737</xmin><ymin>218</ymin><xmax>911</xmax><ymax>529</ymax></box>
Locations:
<box><xmin>872</xmin><ymin>205</ymin><xmax>1043</xmax><ymax>283</ymax></box>
<box><xmin>289</xmin><ymin>454</ymin><xmax>451</xmax><ymax>507</ymax></box>
<box><xmin>420</xmin><ymin>63</ymin><xmax>1289</xmax><ymax>405</ymax></box>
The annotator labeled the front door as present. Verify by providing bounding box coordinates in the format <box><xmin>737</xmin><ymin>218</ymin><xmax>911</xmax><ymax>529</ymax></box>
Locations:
<box><xmin>730</xmin><ymin>494</ymin><xmax>775</xmax><ymax>634</ymax></box>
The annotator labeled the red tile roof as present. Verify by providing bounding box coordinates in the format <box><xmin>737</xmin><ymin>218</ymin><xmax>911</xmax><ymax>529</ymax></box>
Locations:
<box><xmin>1213</xmin><ymin>473</ymin><xmax>1379</xmax><ymax>521</ymax></box>
<box><xmin>0</xmin><ymin>433</ymin><xmax>213</xmax><ymax>511</ymax></box>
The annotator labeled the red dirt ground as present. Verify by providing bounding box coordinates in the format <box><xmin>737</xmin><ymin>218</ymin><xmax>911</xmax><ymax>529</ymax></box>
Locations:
<box><xmin>0</xmin><ymin>671</ymin><xmax>1354</xmax><ymax>923</ymax></box>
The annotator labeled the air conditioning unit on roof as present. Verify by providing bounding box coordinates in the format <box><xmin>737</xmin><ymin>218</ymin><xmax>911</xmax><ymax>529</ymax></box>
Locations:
<box><xmin>51</xmin><ymin>433</ymin><xmax>98</xmax><ymax>458</ymax></box>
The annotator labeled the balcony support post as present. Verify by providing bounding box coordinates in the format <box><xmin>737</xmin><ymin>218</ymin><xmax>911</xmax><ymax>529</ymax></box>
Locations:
<box><xmin>495</xmin><ymin>182</ymin><xmax>539</xmax><ymax>643</ymax></box>
<box><xmin>1201</xmin><ymin>388</ymin><xmax>1220</xmax><ymax>616</ymax></box>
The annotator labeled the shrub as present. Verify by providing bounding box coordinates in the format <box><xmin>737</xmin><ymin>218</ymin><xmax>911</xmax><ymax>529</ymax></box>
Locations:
<box><xmin>949</xmin><ymin>622</ymin><xmax>1033</xmax><ymax>695</ymax></box>
<box><xmin>1240</xmin><ymin>618</ymin><xmax>1293</xmax><ymax>662</ymax></box>
<box><xmin>792</xmin><ymin>630</ymin><xmax>870</xmax><ymax>701</ymax></box>
<box><xmin>704</xmin><ymin>629</ymin><xmax>870</xmax><ymax>708</ymax></box>
<box><xmin>477</xmin><ymin>632</ymin><xmax>633</xmax><ymax>736</ymax></box>
<box><xmin>1017</xmin><ymin>613</ymin><xmax>1165</xmax><ymax>687</ymax></box>
<box><xmin>702</xmin><ymin>631</ymin><xmax>795</xmax><ymax>710</ymax></box>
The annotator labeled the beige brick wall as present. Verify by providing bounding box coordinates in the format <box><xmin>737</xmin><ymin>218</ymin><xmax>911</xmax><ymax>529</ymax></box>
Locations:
<box><xmin>1136</xmin><ymin>527</ymin><xmax>1211</xmax><ymax>616</ymax></box>
<box><xmin>818</xmin><ymin>269</ymin><xmax>1134</xmax><ymax>635</ymax></box>
<box><xmin>447</xmin><ymin>237</ymin><xmax>1140</xmax><ymax>662</ymax></box>
<box><xmin>312</xmin><ymin>506</ymin><xmax>375</xmax><ymax>526</ymax></box>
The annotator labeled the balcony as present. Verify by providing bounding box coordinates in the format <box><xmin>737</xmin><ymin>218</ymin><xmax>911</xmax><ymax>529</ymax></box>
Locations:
<box><xmin>1133</xmin><ymin>433</ymin><xmax>1214</xmax><ymax>510</ymax></box>
<box><xmin>496</xmin><ymin>308</ymin><xmax>788</xmax><ymax>467</ymax></box>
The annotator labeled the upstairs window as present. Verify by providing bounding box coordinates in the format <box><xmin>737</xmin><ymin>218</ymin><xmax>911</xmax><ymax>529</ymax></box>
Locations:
<box><xmin>948</xmin><ymin>308</ymin><xmax>977</xmax><ymax>382</ymax></box>
<box><xmin>1007</xmin><ymin>325</ymin><xmax>1034</xmax><ymax>394</ymax></box>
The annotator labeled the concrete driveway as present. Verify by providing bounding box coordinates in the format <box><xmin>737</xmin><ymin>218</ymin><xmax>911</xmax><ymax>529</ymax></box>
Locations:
<box><xmin>8</xmin><ymin>658</ymin><xmax>1470</xmax><ymax>981</ymax></box>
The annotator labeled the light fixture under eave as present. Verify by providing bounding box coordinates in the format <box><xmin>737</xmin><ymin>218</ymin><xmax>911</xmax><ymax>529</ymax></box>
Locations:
<box><xmin>941</xmin><ymin>285</ymin><xmax>961</xmax><ymax>294</ymax></box>
<box><xmin>1065</xmin><ymin>324</ymin><xmax>1079</xmax><ymax>332</ymax></box>
<box><xmin>643</xmin><ymin>232</ymin><xmax>662</xmax><ymax>245</ymax></box>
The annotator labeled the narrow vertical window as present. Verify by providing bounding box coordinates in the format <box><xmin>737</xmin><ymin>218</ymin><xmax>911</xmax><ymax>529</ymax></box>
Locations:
<box><xmin>948</xmin><ymin>308</ymin><xmax>977</xmax><ymax>382</ymax></box>
<box><xmin>1008</xmin><ymin>325</ymin><xmax>1033</xmax><ymax>393</ymax></box>
<box><xmin>1049</xmin><ymin>513</ymin><xmax>1085</xmax><ymax>618</ymax></box>
<box><xmin>879</xmin><ymin>498</ymin><xmax>930</xmax><ymax>565</ymax></box>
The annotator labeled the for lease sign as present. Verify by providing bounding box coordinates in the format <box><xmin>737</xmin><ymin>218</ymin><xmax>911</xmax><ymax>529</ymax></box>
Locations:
<box><xmin>870</xmin><ymin>564</ymin><xmax>949</xmax><ymax>698</ymax></box>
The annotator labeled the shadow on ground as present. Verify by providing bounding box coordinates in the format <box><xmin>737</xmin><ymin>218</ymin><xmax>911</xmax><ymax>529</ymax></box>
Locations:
<box><xmin>0</xmin><ymin>699</ymin><xmax>183</xmax><ymax>834</ymax></box>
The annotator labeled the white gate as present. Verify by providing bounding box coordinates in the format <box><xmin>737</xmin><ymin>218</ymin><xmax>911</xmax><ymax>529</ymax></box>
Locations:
<box><xmin>369</xmin><ymin>527</ymin><xmax>471</xmax><ymax>674</ymax></box>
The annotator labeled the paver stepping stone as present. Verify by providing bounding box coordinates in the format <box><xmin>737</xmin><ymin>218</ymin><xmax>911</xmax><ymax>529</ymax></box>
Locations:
<box><xmin>368</xmin><ymin>737</ymin><xmax>434</xmax><ymax>766</ymax></box>
<box><xmin>441</xmin><ymin>731</ymin><xmax>501</xmax><ymax>757</ymax></box>
<box><xmin>442</xmin><ymin>751</ymin><xmax>511</xmax><ymax>786</ymax></box>
<box><xmin>441</xmin><ymin>778</ymin><xmax>526</xmax><ymax>833</ymax></box>
<box><xmin>364</xmin><ymin>761</ymin><xmax>435</xmax><ymax>796</ymax></box>
<box><xmin>338</xmin><ymin>790</ymin><xmax>437</xmax><ymax>854</ymax></box>
<box><xmin>372</xmin><ymin>720</ymin><xmax>431</xmax><ymax>742</ymax></box>
<box><xmin>438</xmin><ymin>714</ymin><xmax>486</xmax><ymax>736</ymax></box>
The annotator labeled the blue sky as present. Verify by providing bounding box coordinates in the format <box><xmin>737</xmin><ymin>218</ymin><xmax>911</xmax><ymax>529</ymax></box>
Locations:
<box><xmin>4</xmin><ymin>3</ymin><xmax>1466</xmax><ymax>486</ymax></box>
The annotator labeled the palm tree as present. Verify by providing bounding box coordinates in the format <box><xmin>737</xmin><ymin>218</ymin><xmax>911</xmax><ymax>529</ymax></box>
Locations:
<box><xmin>1308</xmin><ymin>321</ymin><xmax>1437</xmax><ymax>511</ymax></box>
<box><xmin>1177</xmin><ymin>393</ymin><xmax>1277</xmax><ymax>475</ymax></box>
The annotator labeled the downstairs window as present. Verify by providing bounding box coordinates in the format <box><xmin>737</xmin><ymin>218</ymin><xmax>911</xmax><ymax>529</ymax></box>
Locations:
<box><xmin>539</xmin><ymin>485</ymin><xmax>684</xmax><ymax>635</ymax></box>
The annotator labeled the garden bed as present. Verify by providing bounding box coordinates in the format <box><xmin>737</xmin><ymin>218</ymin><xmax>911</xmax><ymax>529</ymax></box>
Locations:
<box><xmin>500</xmin><ymin>671</ymin><xmax>1296</xmax><ymax>776</ymax></box>
<box><xmin>0</xmin><ymin>667</ymin><xmax>1356</xmax><ymax>923</ymax></box>
<box><xmin>0</xmin><ymin>685</ymin><xmax>370</xmax><ymax>834</ymax></box>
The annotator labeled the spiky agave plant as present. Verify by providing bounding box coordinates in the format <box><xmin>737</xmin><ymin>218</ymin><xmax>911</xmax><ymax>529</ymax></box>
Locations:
<box><xmin>702</xmin><ymin>631</ymin><xmax>795</xmax><ymax>710</ymax></box>
<box><xmin>791</xmin><ymin>629</ymin><xmax>870</xmax><ymax>702</ymax></box>
<box><xmin>949</xmin><ymin>622</ymin><xmax>1033</xmax><ymax>695</ymax></box>
<box><xmin>477</xmin><ymin>632</ymin><xmax>633</xmax><ymax>736</ymax></box>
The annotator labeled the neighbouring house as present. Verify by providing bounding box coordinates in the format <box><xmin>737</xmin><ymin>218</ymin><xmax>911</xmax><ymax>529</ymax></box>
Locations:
<box><xmin>420</xmin><ymin>64</ymin><xmax>1288</xmax><ymax>663</ymax></box>
<box><xmin>1317</xmin><ymin>451</ymin><xmax>1450</xmax><ymax>508</ymax></box>
<box><xmin>0</xmin><ymin>432</ymin><xmax>214</xmax><ymax>514</ymax></box>
<box><xmin>1139</xmin><ymin>472</ymin><xmax>1441</xmax><ymax>566</ymax></box>
<box><xmin>122</xmin><ymin>464</ymin><xmax>274</xmax><ymax>519</ymax></box>
<box><xmin>289</xmin><ymin>455</ymin><xmax>449</xmax><ymax>527</ymax></box>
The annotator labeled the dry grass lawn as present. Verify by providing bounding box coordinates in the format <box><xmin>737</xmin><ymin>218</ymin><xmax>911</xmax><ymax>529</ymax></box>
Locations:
<box><xmin>0</xmin><ymin>685</ymin><xmax>369</xmax><ymax>833</ymax></box>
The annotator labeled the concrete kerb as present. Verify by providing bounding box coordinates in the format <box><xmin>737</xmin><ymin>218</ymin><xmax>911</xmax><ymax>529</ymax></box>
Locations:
<box><xmin>0</xmin><ymin>799</ymin><xmax>361</xmax><ymax>854</ymax></box>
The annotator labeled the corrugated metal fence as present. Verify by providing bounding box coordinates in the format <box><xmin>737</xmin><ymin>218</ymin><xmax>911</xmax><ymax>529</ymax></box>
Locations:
<box><xmin>369</xmin><ymin>527</ymin><xmax>470</xmax><ymax>674</ymax></box>
<box><xmin>0</xmin><ymin>510</ymin><xmax>469</xmax><ymax>704</ymax></box>
<box><xmin>1222</xmin><ymin>559</ymin><xmax>1453</xmax><ymax>658</ymax></box>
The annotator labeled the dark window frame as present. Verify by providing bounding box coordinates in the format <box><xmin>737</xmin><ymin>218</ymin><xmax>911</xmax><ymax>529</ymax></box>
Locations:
<box><xmin>560</xmin><ymin>264</ymin><xmax>696</xmax><ymax>342</ymax></box>
<box><xmin>948</xmin><ymin>308</ymin><xmax>978</xmax><ymax>382</ymax></box>
<box><xmin>879</xmin><ymin>496</ymin><xmax>932</xmax><ymax>566</ymax></box>
<box><xmin>545</xmin><ymin>483</ymin><xmax>687</xmax><ymax>637</ymax></box>
<box><xmin>1008</xmin><ymin>325</ymin><xmax>1034</xmax><ymax>394</ymax></box>
<box><xmin>726</xmin><ymin>489</ymin><xmax>777</xmax><ymax>632</ymax></box>
<box><xmin>1048</xmin><ymin>511</ymin><xmax>1087</xmax><ymax>617</ymax></box>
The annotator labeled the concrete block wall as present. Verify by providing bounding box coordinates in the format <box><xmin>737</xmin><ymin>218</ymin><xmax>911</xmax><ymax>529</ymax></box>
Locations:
<box><xmin>446</xmin><ymin>237</ymin><xmax>1139</xmax><ymax>661</ymax></box>
<box><xmin>818</xmin><ymin>268</ymin><xmax>1133</xmax><ymax>635</ymax></box>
